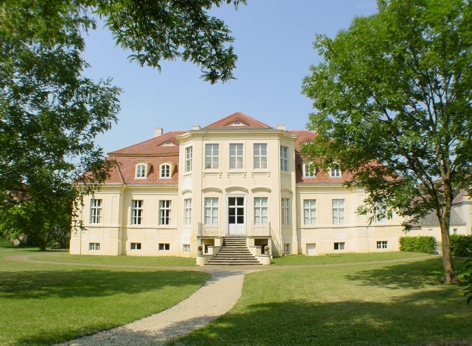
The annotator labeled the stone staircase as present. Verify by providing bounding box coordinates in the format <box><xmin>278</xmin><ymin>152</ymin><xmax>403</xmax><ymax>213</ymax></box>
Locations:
<box><xmin>205</xmin><ymin>236</ymin><xmax>262</xmax><ymax>266</ymax></box>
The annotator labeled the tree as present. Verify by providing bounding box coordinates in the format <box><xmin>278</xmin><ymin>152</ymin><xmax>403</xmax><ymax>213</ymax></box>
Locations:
<box><xmin>302</xmin><ymin>0</ymin><xmax>472</xmax><ymax>284</ymax></box>
<box><xmin>0</xmin><ymin>0</ymin><xmax>244</xmax><ymax>249</ymax></box>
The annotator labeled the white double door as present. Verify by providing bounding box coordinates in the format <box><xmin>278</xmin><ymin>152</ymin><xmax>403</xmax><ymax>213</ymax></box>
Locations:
<box><xmin>227</xmin><ymin>196</ymin><xmax>246</xmax><ymax>235</ymax></box>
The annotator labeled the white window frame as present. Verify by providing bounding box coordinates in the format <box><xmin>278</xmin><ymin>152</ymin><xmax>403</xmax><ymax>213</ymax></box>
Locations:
<box><xmin>229</xmin><ymin>144</ymin><xmax>244</xmax><ymax>169</ymax></box>
<box><xmin>304</xmin><ymin>199</ymin><xmax>317</xmax><ymax>225</ymax></box>
<box><xmin>205</xmin><ymin>144</ymin><xmax>219</xmax><ymax>169</ymax></box>
<box><xmin>159</xmin><ymin>200</ymin><xmax>171</xmax><ymax>225</ymax></box>
<box><xmin>330</xmin><ymin>167</ymin><xmax>341</xmax><ymax>178</ymax></box>
<box><xmin>376</xmin><ymin>241</ymin><xmax>388</xmax><ymax>249</ymax></box>
<box><xmin>204</xmin><ymin>197</ymin><xmax>219</xmax><ymax>225</ymax></box>
<box><xmin>254</xmin><ymin>197</ymin><xmax>268</xmax><ymax>225</ymax></box>
<box><xmin>160</xmin><ymin>163</ymin><xmax>171</xmax><ymax>179</ymax></box>
<box><xmin>281</xmin><ymin>198</ymin><xmax>290</xmax><ymax>225</ymax></box>
<box><xmin>90</xmin><ymin>199</ymin><xmax>102</xmax><ymax>224</ymax></box>
<box><xmin>89</xmin><ymin>242</ymin><xmax>100</xmax><ymax>251</ymax></box>
<box><xmin>130</xmin><ymin>242</ymin><xmax>142</xmax><ymax>250</ymax></box>
<box><xmin>135</xmin><ymin>163</ymin><xmax>147</xmax><ymax>178</ymax></box>
<box><xmin>184</xmin><ymin>199</ymin><xmax>192</xmax><ymax>225</ymax></box>
<box><xmin>158</xmin><ymin>243</ymin><xmax>170</xmax><ymax>251</ymax></box>
<box><xmin>374</xmin><ymin>206</ymin><xmax>387</xmax><ymax>223</ymax></box>
<box><xmin>253</xmin><ymin>143</ymin><xmax>268</xmax><ymax>169</ymax></box>
<box><xmin>185</xmin><ymin>146</ymin><xmax>193</xmax><ymax>172</ymax></box>
<box><xmin>334</xmin><ymin>242</ymin><xmax>345</xmax><ymax>251</ymax></box>
<box><xmin>280</xmin><ymin>146</ymin><xmax>288</xmax><ymax>171</ymax></box>
<box><xmin>284</xmin><ymin>243</ymin><xmax>291</xmax><ymax>254</ymax></box>
<box><xmin>183</xmin><ymin>244</ymin><xmax>190</xmax><ymax>253</ymax></box>
<box><xmin>332</xmin><ymin>199</ymin><xmax>345</xmax><ymax>224</ymax></box>
<box><xmin>131</xmin><ymin>200</ymin><xmax>143</xmax><ymax>225</ymax></box>
<box><xmin>303</xmin><ymin>162</ymin><xmax>316</xmax><ymax>178</ymax></box>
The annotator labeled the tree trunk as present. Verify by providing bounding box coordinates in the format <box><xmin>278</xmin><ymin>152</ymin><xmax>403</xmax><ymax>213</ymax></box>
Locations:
<box><xmin>438</xmin><ymin>199</ymin><xmax>459</xmax><ymax>284</ymax></box>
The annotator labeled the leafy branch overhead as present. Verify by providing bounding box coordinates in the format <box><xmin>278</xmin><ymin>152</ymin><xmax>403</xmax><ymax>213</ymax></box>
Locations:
<box><xmin>0</xmin><ymin>0</ymin><xmax>245</xmax><ymax>249</ymax></box>
<box><xmin>98</xmin><ymin>0</ymin><xmax>246</xmax><ymax>83</ymax></box>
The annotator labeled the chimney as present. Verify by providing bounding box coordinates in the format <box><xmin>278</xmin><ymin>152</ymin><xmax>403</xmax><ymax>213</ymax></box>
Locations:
<box><xmin>154</xmin><ymin>127</ymin><xmax>163</xmax><ymax>137</ymax></box>
<box><xmin>276</xmin><ymin>124</ymin><xmax>286</xmax><ymax>131</ymax></box>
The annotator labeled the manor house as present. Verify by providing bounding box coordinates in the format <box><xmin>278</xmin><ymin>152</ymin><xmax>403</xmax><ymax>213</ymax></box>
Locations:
<box><xmin>70</xmin><ymin>112</ymin><xmax>471</xmax><ymax>262</ymax></box>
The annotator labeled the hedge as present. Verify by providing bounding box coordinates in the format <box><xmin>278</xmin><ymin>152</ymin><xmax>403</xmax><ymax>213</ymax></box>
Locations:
<box><xmin>450</xmin><ymin>235</ymin><xmax>472</xmax><ymax>257</ymax></box>
<box><xmin>399</xmin><ymin>236</ymin><xmax>437</xmax><ymax>254</ymax></box>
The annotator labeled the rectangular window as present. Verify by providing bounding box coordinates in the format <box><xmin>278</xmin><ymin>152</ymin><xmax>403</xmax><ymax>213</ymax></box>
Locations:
<box><xmin>280</xmin><ymin>146</ymin><xmax>288</xmax><ymax>171</ymax></box>
<box><xmin>374</xmin><ymin>206</ymin><xmax>386</xmax><ymax>223</ymax></box>
<box><xmin>331</xmin><ymin>168</ymin><xmax>341</xmax><ymax>177</ymax></box>
<box><xmin>89</xmin><ymin>242</ymin><xmax>100</xmax><ymax>251</ymax></box>
<box><xmin>130</xmin><ymin>242</ymin><xmax>141</xmax><ymax>250</ymax></box>
<box><xmin>159</xmin><ymin>243</ymin><xmax>170</xmax><ymax>251</ymax></box>
<box><xmin>159</xmin><ymin>200</ymin><xmax>171</xmax><ymax>225</ymax></box>
<box><xmin>376</xmin><ymin>241</ymin><xmax>388</xmax><ymax>249</ymax></box>
<box><xmin>183</xmin><ymin>244</ymin><xmax>190</xmax><ymax>253</ymax></box>
<box><xmin>204</xmin><ymin>197</ymin><xmax>218</xmax><ymax>225</ymax></box>
<box><xmin>160</xmin><ymin>164</ymin><xmax>170</xmax><ymax>178</ymax></box>
<box><xmin>184</xmin><ymin>199</ymin><xmax>191</xmax><ymax>225</ymax></box>
<box><xmin>185</xmin><ymin>146</ymin><xmax>193</xmax><ymax>172</ymax></box>
<box><xmin>131</xmin><ymin>200</ymin><xmax>143</xmax><ymax>225</ymax></box>
<box><xmin>229</xmin><ymin>144</ymin><xmax>244</xmax><ymax>169</ymax></box>
<box><xmin>304</xmin><ymin>163</ymin><xmax>316</xmax><ymax>178</ymax></box>
<box><xmin>284</xmin><ymin>243</ymin><xmax>290</xmax><ymax>254</ymax></box>
<box><xmin>332</xmin><ymin>199</ymin><xmax>345</xmax><ymax>224</ymax></box>
<box><xmin>136</xmin><ymin>163</ymin><xmax>146</xmax><ymax>178</ymax></box>
<box><xmin>334</xmin><ymin>242</ymin><xmax>345</xmax><ymax>250</ymax></box>
<box><xmin>304</xmin><ymin>199</ymin><xmax>317</xmax><ymax>225</ymax></box>
<box><xmin>253</xmin><ymin>144</ymin><xmax>268</xmax><ymax>169</ymax></box>
<box><xmin>205</xmin><ymin>144</ymin><xmax>219</xmax><ymax>169</ymax></box>
<box><xmin>281</xmin><ymin>198</ymin><xmax>290</xmax><ymax>225</ymax></box>
<box><xmin>254</xmin><ymin>197</ymin><xmax>268</xmax><ymax>225</ymax></box>
<box><xmin>90</xmin><ymin>199</ymin><xmax>102</xmax><ymax>224</ymax></box>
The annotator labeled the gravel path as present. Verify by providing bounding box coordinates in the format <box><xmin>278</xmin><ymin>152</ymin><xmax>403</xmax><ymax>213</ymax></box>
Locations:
<box><xmin>57</xmin><ymin>270</ymin><xmax>249</xmax><ymax>346</ymax></box>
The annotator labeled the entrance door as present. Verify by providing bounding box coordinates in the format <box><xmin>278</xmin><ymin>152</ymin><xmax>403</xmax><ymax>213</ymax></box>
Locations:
<box><xmin>228</xmin><ymin>197</ymin><xmax>245</xmax><ymax>235</ymax></box>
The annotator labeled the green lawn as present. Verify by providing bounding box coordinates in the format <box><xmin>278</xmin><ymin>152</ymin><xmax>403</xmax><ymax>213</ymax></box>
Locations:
<box><xmin>171</xmin><ymin>257</ymin><xmax>472</xmax><ymax>346</ymax></box>
<box><xmin>29</xmin><ymin>252</ymin><xmax>197</xmax><ymax>266</ymax></box>
<box><xmin>272</xmin><ymin>251</ymin><xmax>429</xmax><ymax>265</ymax></box>
<box><xmin>0</xmin><ymin>247</ymin><xmax>209</xmax><ymax>345</ymax></box>
<box><xmin>3</xmin><ymin>246</ymin><xmax>471</xmax><ymax>346</ymax></box>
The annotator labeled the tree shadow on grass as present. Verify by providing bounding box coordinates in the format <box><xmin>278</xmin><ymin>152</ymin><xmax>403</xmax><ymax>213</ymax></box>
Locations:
<box><xmin>344</xmin><ymin>257</ymin><xmax>448</xmax><ymax>289</ymax></box>
<box><xmin>0</xmin><ymin>268</ymin><xmax>208</xmax><ymax>299</ymax></box>
<box><xmin>169</xmin><ymin>292</ymin><xmax>472</xmax><ymax>346</ymax></box>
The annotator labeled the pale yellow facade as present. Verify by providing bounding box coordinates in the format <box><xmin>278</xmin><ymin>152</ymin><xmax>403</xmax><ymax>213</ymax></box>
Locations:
<box><xmin>70</xmin><ymin>113</ymin><xmax>469</xmax><ymax>259</ymax></box>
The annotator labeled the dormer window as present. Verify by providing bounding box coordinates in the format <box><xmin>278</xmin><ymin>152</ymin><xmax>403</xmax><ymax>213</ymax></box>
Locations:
<box><xmin>330</xmin><ymin>168</ymin><xmax>341</xmax><ymax>178</ymax></box>
<box><xmin>135</xmin><ymin>162</ymin><xmax>150</xmax><ymax>179</ymax></box>
<box><xmin>159</xmin><ymin>161</ymin><xmax>175</xmax><ymax>179</ymax></box>
<box><xmin>304</xmin><ymin>162</ymin><xmax>316</xmax><ymax>178</ymax></box>
<box><xmin>164</xmin><ymin>142</ymin><xmax>172</xmax><ymax>146</ymax></box>
<box><xmin>161</xmin><ymin>164</ymin><xmax>170</xmax><ymax>178</ymax></box>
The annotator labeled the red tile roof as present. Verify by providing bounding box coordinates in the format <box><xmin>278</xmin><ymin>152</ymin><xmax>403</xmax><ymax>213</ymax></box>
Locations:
<box><xmin>109</xmin><ymin>131</ymin><xmax>185</xmax><ymax>156</ymax></box>
<box><xmin>204</xmin><ymin>112</ymin><xmax>272</xmax><ymax>129</ymax></box>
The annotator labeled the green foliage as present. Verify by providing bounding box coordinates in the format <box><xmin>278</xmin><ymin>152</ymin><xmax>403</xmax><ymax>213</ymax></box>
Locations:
<box><xmin>463</xmin><ymin>257</ymin><xmax>472</xmax><ymax>305</ymax></box>
<box><xmin>400</xmin><ymin>236</ymin><xmax>437</xmax><ymax>254</ymax></box>
<box><xmin>450</xmin><ymin>235</ymin><xmax>472</xmax><ymax>257</ymax></box>
<box><xmin>0</xmin><ymin>0</ymin><xmax>244</xmax><ymax>250</ymax></box>
<box><xmin>98</xmin><ymin>0</ymin><xmax>247</xmax><ymax>84</ymax></box>
<box><xmin>302</xmin><ymin>0</ymin><xmax>472</xmax><ymax>283</ymax></box>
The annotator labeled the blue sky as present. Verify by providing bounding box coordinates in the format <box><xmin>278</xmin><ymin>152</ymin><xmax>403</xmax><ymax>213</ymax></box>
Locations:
<box><xmin>82</xmin><ymin>0</ymin><xmax>378</xmax><ymax>154</ymax></box>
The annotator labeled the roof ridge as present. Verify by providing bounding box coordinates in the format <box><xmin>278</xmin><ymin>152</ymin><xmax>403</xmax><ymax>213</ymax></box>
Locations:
<box><xmin>108</xmin><ymin>131</ymin><xmax>185</xmax><ymax>155</ymax></box>
<box><xmin>203</xmin><ymin>112</ymin><xmax>272</xmax><ymax>129</ymax></box>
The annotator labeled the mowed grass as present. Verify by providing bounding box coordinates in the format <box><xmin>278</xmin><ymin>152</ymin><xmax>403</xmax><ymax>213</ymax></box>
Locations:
<box><xmin>29</xmin><ymin>252</ymin><xmax>197</xmax><ymax>266</ymax></box>
<box><xmin>171</xmin><ymin>257</ymin><xmax>472</xmax><ymax>346</ymax></box>
<box><xmin>0</xmin><ymin>247</ymin><xmax>209</xmax><ymax>346</ymax></box>
<box><xmin>272</xmin><ymin>251</ymin><xmax>429</xmax><ymax>265</ymax></box>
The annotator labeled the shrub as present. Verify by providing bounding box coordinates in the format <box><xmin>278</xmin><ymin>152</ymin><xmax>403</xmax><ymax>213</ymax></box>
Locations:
<box><xmin>450</xmin><ymin>235</ymin><xmax>472</xmax><ymax>257</ymax></box>
<box><xmin>400</xmin><ymin>236</ymin><xmax>437</xmax><ymax>254</ymax></box>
